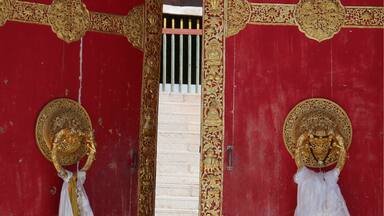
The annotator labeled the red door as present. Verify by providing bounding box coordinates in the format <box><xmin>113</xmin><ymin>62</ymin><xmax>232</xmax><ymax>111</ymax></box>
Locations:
<box><xmin>223</xmin><ymin>1</ymin><xmax>383</xmax><ymax>215</ymax></box>
<box><xmin>0</xmin><ymin>0</ymin><xmax>143</xmax><ymax>215</ymax></box>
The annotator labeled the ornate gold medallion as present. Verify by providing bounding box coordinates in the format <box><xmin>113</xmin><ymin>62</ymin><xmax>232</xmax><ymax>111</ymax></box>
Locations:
<box><xmin>294</xmin><ymin>0</ymin><xmax>346</xmax><ymax>42</ymax></box>
<box><xmin>0</xmin><ymin>0</ymin><xmax>11</xmax><ymax>26</ymax></box>
<box><xmin>283</xmin><ymin>98</ymin><xmax>352</xmax><ymax>168</ymax></box>
<box><xmin>47</xmin><ymin>0</ymin><xmax>90</xmax><ymax>43</ymax></box>
<box><xmin>35</xmin><ymin>98</ymin><xmax>94</xmax><ymax>167</ymax></box>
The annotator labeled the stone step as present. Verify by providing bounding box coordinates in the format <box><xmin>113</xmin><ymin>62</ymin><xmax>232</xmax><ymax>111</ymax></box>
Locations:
<box><xmin>157</xmin><ymin>131</ymin><xmax>200</xmax><ymax>157</ymax></box>
<box><xmin>155</xmin><ymin>183</ymin><xmax>199</xmax><ymax>197</ymax></box>
<box><xmin>159</xmin><ymin>93</ymin><xmax>201</xmax><ymax>104</ymax></box>
<box><xmin>156</xmin><ymin>93</ymin><xmax>201</xmax><ymax>215</ymax></box>
<box><xmin>155</xmin><ymin>196</ymin><xmax>199</xmax><ymax>210</ymax></box>
<box><xmin>156</xmin><ymin>139</ymin><xmax>200</xmax><ymax>153</ymax></box>
<box><xmin>159</xmin><ymin>102</ymin><xmax>201</xmax><ymax>115</ymax></box>
<box><xmin>157</xmin><ymin>131</ymin><xmax>200</xmax><ymax>143</ymax></box>
<box><xmin>157</xmin><ymin>151</ymin><xmax>200</xmax><ymax>163</ymax></box>
<box><xmin>158</xmin><ymin>122</ymin><xmax>200</xmax><ymax>132</ymax></box>
<box><xmin>158</xmin><ymin>130</ymin><xmax>199</xmax><ymax>135</ymax></box>
<box><xmin>158</xmin><ymin>112</ymin><xmax>200</xmax><ymax>124</ymax></box>
<box><xmin>156</xmin><ymin>174</ymin><xmax>200</xmax><ymax>185</ymax></box>
<box><xmin>156</xmin><ymin>162</ymin><xmax>199</xmax><ymax>175</ymax></box>
<box><xmin>155</xmin><ymin>208</ymin><xmax>198</xmax><ymax>216</ymax></box>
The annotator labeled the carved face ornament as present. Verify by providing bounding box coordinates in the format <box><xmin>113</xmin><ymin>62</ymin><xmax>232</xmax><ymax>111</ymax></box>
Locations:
<box><xmin>35</xmin><ymin>98</ymin><xmax>96</xmax><ymax>174</ymax></box>
<box><xmin>283</xmin><ymin>98</ymin><xmax>352</xmax><ymax>168</ymax></box>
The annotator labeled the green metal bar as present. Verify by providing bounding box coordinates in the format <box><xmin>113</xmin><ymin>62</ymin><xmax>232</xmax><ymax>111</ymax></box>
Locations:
<box><xmin>187</xmin><ymin>19</ymin><xmax>192</xmax><ymax>93</ymax></box>
<box><xmin>171</xmin><ymin>19</ymin><xmax>175</xmax><ymax>92</ymax></box>
<box><xmin>179</xmin><ymin>33</ymin><xmax>184</xmax><ymax>92</ymax></box>
<box><xmin>195</xmin><ymin>20</ymin><xmax>200</xmax><ymax>93</ymax></box>
<box><xmin>162</xmin><ymin>33</ymin><xmax>167</xmax><ymax>92</ymax></box>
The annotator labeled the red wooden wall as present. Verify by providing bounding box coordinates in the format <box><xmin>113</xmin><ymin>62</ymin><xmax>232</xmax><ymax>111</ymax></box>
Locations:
<box><xmin>223</xmin><ymin>0</ymin><xmax>383</xmax><ymax>215</ymax></box>
<box><xmin>0</xmin><ymin>0</ymin><xmax>143</xmax><ymax>215</ymax></box>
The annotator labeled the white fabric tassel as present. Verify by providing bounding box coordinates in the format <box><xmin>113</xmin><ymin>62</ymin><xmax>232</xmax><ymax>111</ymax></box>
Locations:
<box><xmin>294</xmin><ymin>167</ymin><xmax>350</xmax><ymax>216</ymax></box>
<box><xmin>58</xmin><ymin>171</ymin><xmax>74</xmax><ymax>216</ymax></box>
<box><xmin>77</xmin><ymin>171</ymin><xmax>94</xmax><ymax>216</ymax></box>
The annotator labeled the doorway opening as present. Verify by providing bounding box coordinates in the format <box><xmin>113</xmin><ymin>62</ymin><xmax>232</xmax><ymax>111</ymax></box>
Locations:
<box><xmin>155</xmin><ymin>1</ymin><xmax>202</xmax><ymax>215</ymax></box>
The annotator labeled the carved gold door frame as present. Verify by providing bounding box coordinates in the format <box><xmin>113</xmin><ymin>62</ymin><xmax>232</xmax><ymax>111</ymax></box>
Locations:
<box><xmin>137</xmin><ymin>0</ymin><xmax>162</xmax><ymax>215</ymax></box>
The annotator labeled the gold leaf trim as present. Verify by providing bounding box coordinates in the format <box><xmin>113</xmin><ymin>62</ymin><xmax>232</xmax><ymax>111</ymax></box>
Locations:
<box><xmin>249</xmin><ymin>3</ymin><xmax>295</xmax><ymax>25</ymax></box>
<box><xmin>2</xmin><ymin>0</ymin><xmax>143</xmax><ymax>49</ymax></box>
<box><xmin>227</xmin><ymin>0</ymin><xmax>251</xmax><ymax>37</ymax></box>
<box><xmin>136</xmin><ymin>0</ymin><xmax>162</xmax><ymax>215</ymax></box>
<box><xmin>0</xmin><ymin>0</ymin><xmax>12</xmax><ymax>26</ymax></box>
<box><xmin>345</xmin><ymin>6</ymin><xmax>384</xmax><ymax>28</ymax></box>
<box><xmin>10</xmin><ymin>1</ymin><xmax>49</xmax><ymax>25</ymax></box>
<box><xmin>89</xmin><ymin>6</ymin><xmax>144</xmax><ymax>50</ymax></box>
<box><xmin>227</xmin><ymin>0</ymin><xmax>383</xmax><ymax>41</ymax></box>
<box><xmin>123</xmin><ymin>5</ymin><xmax>144</xmax><ymax>49</ymax></box>
<box><xmin>200</xmin><ymin>0</ymin><xmax>226</xmax><ymax>215</ymax></box>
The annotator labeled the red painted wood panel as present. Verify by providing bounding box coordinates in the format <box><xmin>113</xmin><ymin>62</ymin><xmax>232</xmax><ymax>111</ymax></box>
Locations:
<box><xmin>223</xmin><ymin>1</ymin><xmax>383</xmax><ymax>215</ymax></box>
<box><xmin>0</xmin><ymin>0</ymin><xmax>143</xmax><ymax>215</ymax></box>
<box><xmin>81</xmin><ymin>32</ymin><xmax>143</xmax><ymax>216</ymax></box>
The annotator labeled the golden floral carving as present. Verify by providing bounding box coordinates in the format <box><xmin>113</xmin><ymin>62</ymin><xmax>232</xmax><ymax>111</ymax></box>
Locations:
<box><xmin>136</xmin><ymin>0</ymin><xmax>162</xmax><ymax>215</ymax></box>
<box><xmin>295</xmin><ymin>0</ymin><xmax>346</xmax><ymax>42</ymax></box>
<box><xmin>227</xmin><ymin>0</ymin><xmax>251</xmax><ymax>37</ymax></box>
<box><xmin>1</xmin><ymin>0</ymin><xmax>144</xmax><ymax>49</ymax></box>
<box><xmin>345</xmin><ymin>7</ymin><xmax>384</xmax><ymax>28</ymax></box>
<box><xmin>200</xmin><ymin>0</ymin><xmax>225</xmax><ymax>214</ymax></box>
<box><xmin>47</xmin><ymin>0</ymin><xmax>90</xmax><ymax>43</ymax></box>
<box><xmin>88</xmin><ymin>5</ymin><xmax>144</xmax><ymax>50</ymax></box>
<box><xmin>283</xmin><ymin>98</ymin><xmax>352</xmax><ymax>168</ymax></box>
<box><xmin>123</xmin><ymin>5</ymin><xmax>144</xmax><ymax>49</ymax></box>
<box><xmin>10</xmin><ymin>1</ymin><xmax>50</xmax><ymax>25</ymax></box>
<box><xmin>226</xmin><ymin>0</ymin><xmax>383</xmax><ymax>41</ymax></box>
<box><xmin>249</xmin><ymin>3</ymin><xmax>295</xmax><ymax>25</ymax></box>
<box><xmin>0</xmin><ymin>0</ymin><xmax>11</xmax><ymax>26</ymax></box>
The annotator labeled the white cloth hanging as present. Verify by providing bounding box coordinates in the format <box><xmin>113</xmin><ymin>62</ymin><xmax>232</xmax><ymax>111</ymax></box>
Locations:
<box><xmin>76</xmin><ymin>171</ymin><xmax>94</xmax><ymax>216</ymax></box>
<box><xmin>58</xmin><ymin>170</ymin><xmax>94</xmax><ymax>216</ymax></box>
<box><xmin>58</xmin><ymin>170</ymin><xmax>74</xmax><ymax>216</ymax></box>
<box><xmin>294</xmin><ymin>167</ymin><xmax>350</xmax><ymax>216</ymax></box>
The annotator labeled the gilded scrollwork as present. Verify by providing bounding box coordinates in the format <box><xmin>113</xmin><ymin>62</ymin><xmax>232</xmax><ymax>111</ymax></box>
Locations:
<box><xmin>47</xmin><ymin>0</ymin><xmax>90</xmax><ymax>43</ymax></box>
<box><xmin>200</xmin><ymin>0</ymin><xmax>226</xmax><ymax>215</ymax></box>
<box><xmin>123</xmin><ymin>5</ymin><xmax>144</xmax><ymax>50</ymax></box>
<box><xmin>249</xmin><ymin>3</ymin><xmax>295</xmax><ymax>25</ymax></box>
<box><xmin>295</xmin><ymin>0</ymin><xmax>346</xmax><ymax>42</ymax></box>
<box><xmin>88</xmin><ymin>5</ymin><xmax>144</xmax><ymax>50</ymax></box>
<box><xmin>1</xmin><ymin>0</ymin><xmax>144</xmax><ymax>49</ymax></box>
<box><xmin>226</xmin><ymin>0</ymin><xmax>383</xmax><ymax>41</ymax></box>
<box><xmin>227</xmin><ymin>0</ymin><xmax>251</xmax><ymax>37</ymax></box>
<box><xmin>0</xmin><ymin>0</ymin><xmax>11</xmax><ymax>26</ymax></box>
<box><xmin>345</xmin><ymin>7</ymin><xmax>384</xmax><ymax>28</ymax></box>
<box><xmin>10</xmin><ymin>1</ymin><xmax>49</xmax><ymax>25</ymax></box>
<box><xmin>136</xmin><ymin>0</ymin><xmax>162</xmax><ymax>215</ymax></box>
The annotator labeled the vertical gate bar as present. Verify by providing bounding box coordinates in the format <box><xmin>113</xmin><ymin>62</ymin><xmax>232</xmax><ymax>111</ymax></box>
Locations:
<box><xmin>171</xmin><ymin>18</ymin><xmax>175</xmax><ymax>92</ymax></box>
<box><xmin>195</xmin><ymin>19</ymin><xmax>200</xmax><ymax>94</ymax></box>
<box><xmin>179</xmin><ymin>19</ymin><xmax>184</xmax><ymax>93</ymax></box>
<box><xmin>187</xmin><ymin>19</ymin><xmax>192</xmax><ymax>93</ymax></box>
<box><xmin>162</xmin><ymin>18</ymin><xmax>167</xmax><ymax>92</ymax></box>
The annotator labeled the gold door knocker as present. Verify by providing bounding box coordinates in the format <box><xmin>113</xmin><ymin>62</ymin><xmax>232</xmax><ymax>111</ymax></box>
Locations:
<box><xmin>283</xmin><ymin>98</ymin><xmax>352</xmax><ymax>171</ymax></box>
<box><xmin>35</xmin><ymin>98</ymin><xmax>96</xmax><ymax>176</ymax></box>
